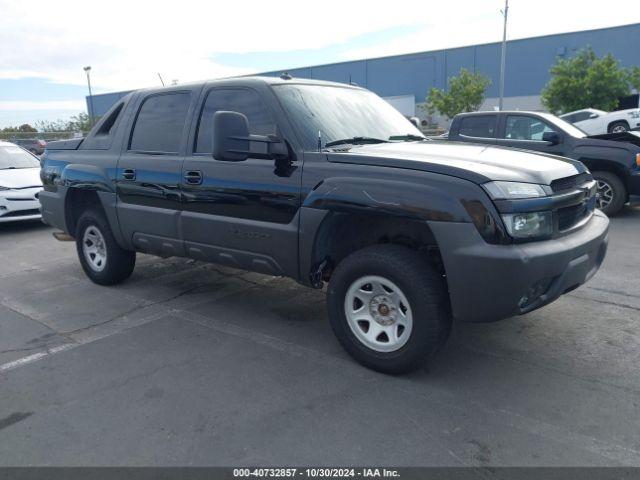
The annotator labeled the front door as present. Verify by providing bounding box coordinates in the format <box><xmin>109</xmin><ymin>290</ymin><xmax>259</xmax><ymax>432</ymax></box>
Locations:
<box><xmin>495</xmin><ymin>114</ymin><xmax>566</xmax><ymax>155</ymax></box>
<box><xmin>180</xmin><ymin>87</ymin><xmax>302</xmax><ymax>278</ymax></box>
<box><xmin>116</xmin><ymin>89</ymin><xmax>199</xmax><ymax>256</ymax></box>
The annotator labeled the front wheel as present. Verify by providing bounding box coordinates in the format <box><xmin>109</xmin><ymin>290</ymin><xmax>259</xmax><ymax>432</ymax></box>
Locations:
<box><xmin>608</xmin><ymin>121</ymin><xmax>629</xmax><ymax>134</ymax></box>
<box><xmin>593</xmin><ymin>171</ymin><xmax>626</xmax><ymax>216</ymax></box>
<box><xmin>327</xmin><ymin>244</ymin><xmax>451</xmax><ymax>374</ymax></box>
<box><xmin>75</xmin><ymin>209</ymin><xmax>136</xmax><ymax>285</ymax></box>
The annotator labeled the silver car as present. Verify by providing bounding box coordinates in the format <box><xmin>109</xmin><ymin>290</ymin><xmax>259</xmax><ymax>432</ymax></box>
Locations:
<box><xmin>0</xmin><ymin>140</ymin><xmax>43</xmax><ymax>223</ymax></box>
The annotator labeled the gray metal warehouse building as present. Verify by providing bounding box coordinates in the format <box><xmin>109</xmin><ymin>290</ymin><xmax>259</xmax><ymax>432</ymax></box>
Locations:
<box><xmin>86</xmin><ymin>23</ymin><xmax>639</xmax><ymax>125</ymax></box>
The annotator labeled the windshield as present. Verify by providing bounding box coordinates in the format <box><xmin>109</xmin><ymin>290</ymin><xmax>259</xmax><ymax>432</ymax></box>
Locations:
<box><xmin>273</xmin><ymin>84</ymin><xmax>425</xmax><ymax>150</ymax></box>
<box><xmin>537</xmin><ymin>112</ymin><xmax>588</xmax><ymax>138</ymax></box>
<box><xmin>0</xmin><ymin>144</ymin><xmax>40</xmax><ymax>169</ymax></box>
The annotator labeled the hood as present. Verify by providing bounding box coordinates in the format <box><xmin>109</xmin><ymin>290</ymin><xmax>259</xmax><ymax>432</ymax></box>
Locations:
<box><xmin>0</xmin><ymin>167</ymin><xmax>42</xmax><ymax>189</ymax></box>
<box><xmin>586</xmin><ymin>131</ymin><xmax>640</xmax><ymax>148</ymax></box>
<box><xmin>328</xmin><ymin>141</ymin><xmax>585</xmax><ymax>185</ymax></box>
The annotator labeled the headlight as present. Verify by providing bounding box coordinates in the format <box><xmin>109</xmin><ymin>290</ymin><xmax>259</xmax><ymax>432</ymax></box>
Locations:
<box><xmin>502</xmin><ymin>211</ymin><xmax>553</xmax><ymax>239</ymax></box>
<box><xmin>483</xmin><ymin>181</ymin><xmax>547</xmax><ymax>199</ymax></box>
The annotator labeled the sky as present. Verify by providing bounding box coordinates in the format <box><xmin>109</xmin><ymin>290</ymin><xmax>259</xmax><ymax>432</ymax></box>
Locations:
<box><xmin>1</xmin><ymin>0</ymin><xmax>639</xmax><ymax>128</ymax></box>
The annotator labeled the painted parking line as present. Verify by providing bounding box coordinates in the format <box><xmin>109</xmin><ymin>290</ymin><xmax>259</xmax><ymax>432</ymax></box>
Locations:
<box><xmin>0</xmin><ymin>343</ymin><xmax>77</xmax><ymax>373</ymax></box>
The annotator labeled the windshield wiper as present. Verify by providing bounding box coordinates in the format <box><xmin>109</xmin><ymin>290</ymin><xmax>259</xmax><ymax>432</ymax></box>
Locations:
<box><xmin>324</xmin><ymin>136</ymin><xmax>389</xmax><ymax>148</ymax></box>
<box><xmin>388</xmin><ymin>134</ymin><xmax>426</xmax><ymax>142</ymax></box>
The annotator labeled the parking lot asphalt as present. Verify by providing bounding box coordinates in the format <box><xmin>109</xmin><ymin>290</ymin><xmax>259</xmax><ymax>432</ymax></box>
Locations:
<box><xmin>0</xmin><ymin>205</ymin><xmax>639</xmax><ymax>467</ymax></box>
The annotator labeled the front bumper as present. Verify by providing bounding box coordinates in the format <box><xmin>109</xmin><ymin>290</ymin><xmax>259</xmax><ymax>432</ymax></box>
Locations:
<box><xmin>0</xmin><ymin>187</ymin><xmax>42</xmax><ymax>223</ymax></box>
<box><xmin>428</xmin><ymin>210</ymin><xmax>609</xmax><ymax>323</ymax></box>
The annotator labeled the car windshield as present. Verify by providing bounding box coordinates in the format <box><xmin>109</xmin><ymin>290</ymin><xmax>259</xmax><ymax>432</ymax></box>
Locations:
<box><xmin>537</xmin><ymin>112</ymin><xmax>588</xmax><ymax>138</ymax></box>
<box><xmin>273</xmin><ymin>84</ymin><xmax>425</xmax><ymax>150</ymax></box>
<box><xmin>0</xmin><ymin>144</ymin><xmax>40</xmax><ymax>169</ymax></box>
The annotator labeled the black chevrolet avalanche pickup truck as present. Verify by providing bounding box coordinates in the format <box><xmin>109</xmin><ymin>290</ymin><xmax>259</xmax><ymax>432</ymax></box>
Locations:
<box><xmin>448</xmin><ymin>110</ymin><xmax>640</xmax><ymax>216</ymax></box>
<box><xmin>39</xmin><ymin>77</ymin><xmax>609</xmax><ymax>373</ymax></box>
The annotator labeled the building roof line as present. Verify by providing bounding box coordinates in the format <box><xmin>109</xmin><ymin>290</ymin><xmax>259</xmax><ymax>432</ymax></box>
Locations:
<box><xmin>259</xmin><ymin>22</ymin><xmax>640</xmax><ymax>74</ymax></box>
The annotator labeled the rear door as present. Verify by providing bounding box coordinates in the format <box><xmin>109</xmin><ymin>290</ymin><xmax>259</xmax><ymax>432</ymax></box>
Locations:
<box><xmin>179</xmin><ymin>86</ymin><xmax>302</xmax><ymax>278</ymax></box>
<box><xmin>495</xmin><ymin>114</ymin><xmax>565</xmax><ymax>155</ymax></box>
<box><xmin>116</xmin><ymin>87</ymin><xmax>200</xmax><ymax>256</ymax></box>
<box><xmin>453</xmin><ymin>114</ymin><xmax>498</xmax><ymax>145</ymax></box>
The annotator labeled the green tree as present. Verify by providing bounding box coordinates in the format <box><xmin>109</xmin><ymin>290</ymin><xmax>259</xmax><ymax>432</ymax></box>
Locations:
<box><xmin>67</xmin><ymin>112</ymin><xmax>92</xmax><ymax>132</ymax></box>
<box><xmin>35</xmin><ymin>112</ymin><xmax>93</xmax><ymax>133</ymax></box>
<box><xmin>35</xmin><ymin>119</ymin><xmax>69</xmax><ymax>132</ymax></box>
<box><xmin>1</xmin><ymin>124</ymin><xmax>37</xmax><ymax>133</ymax></box>
<box><xmin>423</xmin><ymin>68</ymin><xmax>491</xmax><ymax>120</ymax></box>
<box><xmin>629</xmin><ymin>66</ymin><xmax>640</xmax><ymax>93</ymax></box>
<box><xmin>541</xmin><ymin>47</ymin><xmax>631</xmax><ymax>114</ymax></box>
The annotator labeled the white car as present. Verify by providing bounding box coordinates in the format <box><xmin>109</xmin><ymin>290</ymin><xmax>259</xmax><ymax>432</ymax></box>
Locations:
<box><xmin>0</xmin><ymin>140</ymin><xmax>43</xmax><ymax>223</ymax></box>
<box><xmin>560</xmin><ymin>107</ymin><xmax>640</xmax><ymax>135</ymax></box>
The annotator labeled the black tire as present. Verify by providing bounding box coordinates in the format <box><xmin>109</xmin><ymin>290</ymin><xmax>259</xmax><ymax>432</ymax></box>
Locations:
<box><xmin>608</xmin><ymin>121</ymin><xmax>629</xmax><ymax>134</ymax></box>
<box><xmin>593</xmin><ymin>171</ymin><xmax>626</xmax><ymax>216</ymax></box>
<box><xmin>75</xmin><ymin>209</ymin><xmax>136</xmax><ymax>285</ymax></box>
<box><xmin>327</xmin><ymin>244</ymin><xmax>451</xmax><ymax>374</ymax></box>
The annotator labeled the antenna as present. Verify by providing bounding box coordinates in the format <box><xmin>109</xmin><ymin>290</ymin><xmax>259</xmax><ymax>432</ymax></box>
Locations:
<box><xmin>157</xmin><ymin>73</ymin><xmax>165</xmax><ymax>86</ymax></box>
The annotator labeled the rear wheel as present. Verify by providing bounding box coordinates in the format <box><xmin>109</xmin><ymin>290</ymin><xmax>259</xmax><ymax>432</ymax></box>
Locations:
<box><xmin>75</xmin><ymin>209</ymin><xmax>136</xmax><ymax>285</ymax></box>
<box><xmin>327</xmin><ymin>244</ymin><xmax>451</xmax><ymax>374</ymax></box>
<box><xmin>593</xmin><ymin>171</ymin><xmax>626</xmax><ymax>216</ymax></box>
<box><xmin>608</xmin><ymin>121</ymin><xmax>629</xmax><ymax>134</ymax></box>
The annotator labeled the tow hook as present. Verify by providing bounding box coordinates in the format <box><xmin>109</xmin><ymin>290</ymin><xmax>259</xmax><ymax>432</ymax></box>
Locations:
<box><xmin>52</xmin><ymin>231</ymin><xmax>74</xmax><ymax>242</ymax></box>
<box><xmin>310</xmin><ymin>258</ymin><xmax>330</xmax><ymax>289</ymax></box>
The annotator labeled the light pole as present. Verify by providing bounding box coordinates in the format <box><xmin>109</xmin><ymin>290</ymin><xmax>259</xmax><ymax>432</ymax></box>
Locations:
<box><xmin>498</xmin><ymin>0</ymin><xmax>509</xmax><ymax>111</ymax></box>
<box><xmin>83</xmin><ymin>66</ymin><xmax>94</xmax><ymax>128</ymax></box>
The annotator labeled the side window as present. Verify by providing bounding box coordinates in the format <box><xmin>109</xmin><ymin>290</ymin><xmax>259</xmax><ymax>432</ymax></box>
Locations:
<box><xmin>458</xmin><ymin>115</ymin><xmax>497</xmax><ymax>138</ymax></box>
<box><xmin>95</xmin><ymin>102</ymin><xmax>124</xmax><ymax>137</ymax></box>
<box><xmin>574</xmin><ymin>111</ymin><xmax>594</xmax><ymax>122</ymax></box>
<box><xmin>505</xmin><ymin>115</ymin><xmax>557</xmax><ymax>141</ymax></box>
<box><xmin>129</xmin><ymin>92</ymin><xmax>191</xmax><ymax>153</ymax></box>
<box><xmin>562</xmin><ymin>113</ymin><xmax>576</xmax><ymax>123</ymax></box>
<box><xmin>195</xmin><ymin>89</ymin><xmax>276</xmax><ymax>153</ymax></box>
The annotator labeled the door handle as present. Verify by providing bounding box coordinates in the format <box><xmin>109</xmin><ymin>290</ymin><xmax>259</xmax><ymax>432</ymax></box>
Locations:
<box><xmin>184</xmin><ymin>170</ymin><xmax>203</xmax><ymax>185</ymax></box>
<box><xmin>122</xmin><ymin>168</ymin><xmax>136</xmax><ymax>181</ymax></box>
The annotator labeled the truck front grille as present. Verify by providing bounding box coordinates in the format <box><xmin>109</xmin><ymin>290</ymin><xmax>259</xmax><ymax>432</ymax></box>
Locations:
<box><xmin>550</xmin><ymin>173</ymin><xmax>591</xmax><ymax>193</ymax></box>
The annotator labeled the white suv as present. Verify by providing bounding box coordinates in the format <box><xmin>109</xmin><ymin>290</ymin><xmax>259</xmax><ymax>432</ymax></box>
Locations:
<box><xmin>0</xmin><ymin>141</ymin><xmax>43</xmax><ymax>223</ymax></box>
<box><xmin>560</xmin><ymin>108</ymin><xmax>640</xmax><ymax>135</ymax></box>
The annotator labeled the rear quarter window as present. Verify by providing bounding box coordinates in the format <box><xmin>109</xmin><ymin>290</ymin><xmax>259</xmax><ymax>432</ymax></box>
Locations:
<box><xmin>458</xmin><ymin>115</ymin><xmax>497</xmax><ymax>138</ymax></box>
<box><xmin>81</xmin><ymin>101</ymin><xmax>126</xmax><ymax>150</ymax></box>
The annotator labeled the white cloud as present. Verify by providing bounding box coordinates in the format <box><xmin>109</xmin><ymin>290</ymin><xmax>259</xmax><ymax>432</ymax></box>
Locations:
<box><xmin>0</xmin><ymin>100</ymin><xmax>85</xmax><ymax>111</ymax></box>
<box><xmin>0</xmin><ymin>0</ymin><xmax>638</xmax><ymax>93</ymax></box>
<box><xmin>0</xmin><ymin>0</ymin><xmax>431</xmax><ymax>91</ymax></box>
<box><xmin>340</xmin><ymin>0</ymin><xmax>640</xmax><ymax>61</ymax></box>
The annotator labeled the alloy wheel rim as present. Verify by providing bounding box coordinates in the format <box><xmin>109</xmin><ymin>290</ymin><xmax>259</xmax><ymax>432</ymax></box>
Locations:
<box><xmin>82</xmin><ymin>226</ymin><xmax>107</xmax><ymax>272</ymax></box>
<box><xmin>344</xmin><ymin>275</ymin><xmax>413</xmax><ymax>353</ymax></box>
<box><xmin>612</xmin><ymin>125</ymin><xmax>627</xmax><ymax>133</ymax></box>
<box><xmin>596</xmin><ymin>180</ymin><xmax>613</xmax><ymax>210</ymax></box>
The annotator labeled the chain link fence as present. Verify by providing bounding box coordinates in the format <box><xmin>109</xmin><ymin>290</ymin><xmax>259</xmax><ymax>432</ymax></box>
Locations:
<box><xmin>0</xmin><ymin>131</ymin><xmax>88</xmax><ymax>142</ymax></box>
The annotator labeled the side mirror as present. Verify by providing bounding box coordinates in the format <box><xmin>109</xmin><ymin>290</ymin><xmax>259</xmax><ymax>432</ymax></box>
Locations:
<box><xmin>589</xmin><ymin>113</ymin><xmax>599</xmax><ymax>119</ymax></box>
<box><xmin>409</xmin><ymin>117</ymin><xmax>421</xmax><ymax>128</ymax></box>
<box><xmin>542</xmin><ymin>131</ymin><xmax>561</xmax><ymax>145</ymax></box>
<box><xmin>213</xmin><ymin>111</ymin><xmax>250</xmax><ymax>161</ymax></box>
<box><xmin>212</xmin><ymin>110</ymin><xmax>289</xmax><ymax>162</ymax></box>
